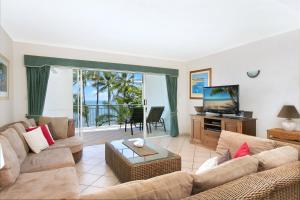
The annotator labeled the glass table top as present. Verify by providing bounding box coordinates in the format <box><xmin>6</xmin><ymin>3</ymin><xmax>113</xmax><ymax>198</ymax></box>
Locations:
<box><xmin>108</xmin><ymin>138</ymin><xmax>179</xmax><ymax>164</ymax></box>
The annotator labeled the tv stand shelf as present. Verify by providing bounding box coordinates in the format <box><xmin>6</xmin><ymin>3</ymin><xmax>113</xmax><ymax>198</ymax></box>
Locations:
<box><xmin>190</xmin><ymin>114</ymin><xmax>256</xmax><ymax>149</ymax></box>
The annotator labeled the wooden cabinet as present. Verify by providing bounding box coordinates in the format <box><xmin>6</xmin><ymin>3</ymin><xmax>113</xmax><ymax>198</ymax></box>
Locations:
<box><xmin>222</xmin><ymin>119</ymin><xmax>240</xmax><ymax>132</ymax></box>
<box><xmin>191</xmin><ymin>116</ymin><xmax>203</xmax><ymax>143</ymax></box>
<box><xmin>267</xmin><ymin>128</ymin><xmax>300</xmax><ymax>145</ymax></box>
<box><xmin>190</xmin><ymin>115</ymin><xmax>256</xmax><ymax>149</ymax></box>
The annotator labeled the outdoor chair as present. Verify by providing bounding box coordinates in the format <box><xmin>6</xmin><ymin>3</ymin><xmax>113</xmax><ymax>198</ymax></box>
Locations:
<box><xmin>146</xmin><ymin>106</ymin><xmax>166</xmax><ymax>133</ymax></box>
<box><xmin>124</xmin><ymin>107</ymin><xmax>144</xmax><ymax>135</ymax></box>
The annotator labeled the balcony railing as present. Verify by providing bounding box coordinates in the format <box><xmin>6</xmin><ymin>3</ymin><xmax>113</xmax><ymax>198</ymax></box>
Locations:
<box><xmin>73</xmin><ymin>104</ymin><xmax>142</xmax><ymax>127</ymax></box>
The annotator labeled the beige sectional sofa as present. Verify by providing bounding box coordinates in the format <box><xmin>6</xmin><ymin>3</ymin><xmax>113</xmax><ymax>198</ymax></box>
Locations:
<box><xmin>81</xmin><ymin>131</ymin><xmax>300</xmax><ymax>200</ymax></box>
<box><xmin>0</xmin><ymin>120</ymin><xmax>299</xmax><ymax>200</ymax></box>
<box><xmin>0</xmin><ymin>118</ymin><xmax>83</xmax><ymax>199</ymax></box>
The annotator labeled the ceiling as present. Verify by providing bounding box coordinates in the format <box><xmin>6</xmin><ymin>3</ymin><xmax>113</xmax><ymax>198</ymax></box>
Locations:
<box><xmin>1</xmin><ymin>0</ymin><xmax>300</xmax><ymax>61</ymax></box>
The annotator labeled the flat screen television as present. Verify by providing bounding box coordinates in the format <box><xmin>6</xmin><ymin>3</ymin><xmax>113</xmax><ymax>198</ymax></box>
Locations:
<box><xmin>203</xmin><ymin>85</ymin><xmax>239</xmax><ymax>114</ymax></box>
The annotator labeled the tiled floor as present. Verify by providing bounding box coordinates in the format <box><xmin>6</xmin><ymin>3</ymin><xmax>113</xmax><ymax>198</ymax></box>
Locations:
<box><xmin>76</xmin><ymin>135</ymin><xmax>217</xmax><ymax>195</ymax></box>
<box><xmin>79</xmin><ymin>125</ymin><xmax>169</xmax><ymax>146</ymax></box>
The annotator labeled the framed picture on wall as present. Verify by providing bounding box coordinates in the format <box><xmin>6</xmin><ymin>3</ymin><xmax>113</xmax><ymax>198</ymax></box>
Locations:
<box><xmin>0</xmin><ymin>54</ymin><xmax>9</xmax><ymax>100</ymax></box>
<box><xmin>190</xmin><ymin>68</ymin><xmax>212</xmax><ymax>99</ymax></box>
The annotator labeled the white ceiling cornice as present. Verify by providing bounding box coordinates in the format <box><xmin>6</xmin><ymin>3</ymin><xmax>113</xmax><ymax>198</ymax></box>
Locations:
<box><xmin>2</xmin><ymin>0</ymin><xmax>300</xmax><ymax>61</ymax></box>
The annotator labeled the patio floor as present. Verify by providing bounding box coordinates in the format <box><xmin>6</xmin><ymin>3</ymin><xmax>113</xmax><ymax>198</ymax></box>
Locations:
<box><xmin>79</xmin><ymin>125</ymin><xmax>169</xmax><ymax>146</ymax></box>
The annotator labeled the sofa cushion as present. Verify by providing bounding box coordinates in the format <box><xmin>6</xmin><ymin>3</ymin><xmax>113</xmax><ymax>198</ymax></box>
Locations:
<box><xmin>47</xmin><ymin>122</ymin><xmax>57</xmax><ymax>138</ymax></box>
<box><xmin>23</xmin><ymin>127</ymin><xmax>49</xmax><ymax>154</ymax></box>
<box><xmin>21</xmin><ymin>148</ymin><xmax>75</xmax><ymax>173</ymax></box>
<box><xmin>1</xmin><ymin>128</ymin><xmax>27</xmax><ymax>163</ymax></box>
<box><xmin>48</xmin><ymin>136</ymin><xmax>83</xmax><ymax>153</ymax></box>
<box><xmin>185</xmin><ymin>175</ymin><xmax>269</xmax><ymax>200</ymax></box>
<box><xmin>216</xmin><ymin>130</ymin><xmax>275</xmax><ymax>158</ymax></box>
<box><xmin>0</xmin><ymin>167</ymin><xmax>79</xmax><ymax>199</ymax></box>
<box><xmin>196</xmin><ymin>157</ymin><xmax>219</xmax><ymax>175</ymax></box>
<box><xmin>0</xmin><ymin>136</ymin><xmax>20</xmax><ymax>188</ymax></box>
<box><xmin>253</xmin><ymin>146</ymin><xmax>298</xmax><ymax>171</ymax></box>
<box><xmin>8</xmin><ymin>123</ymin><xmax>30</xmax><ymax>153</ymax></box>
<box><xmin>184</xmin><ymin>161</ymin><xmax>300</xmax><ymax>200</ymax></box>
<box><xmin>217</xmin><ymin>150</ymin><xmax>231</xmax><ymax>165</ymax></box>
<box><xmin>26</xmin><ymin>125</ymin><xmax>55</xmax><ymax>145</ymax></box>
<box><xmin>273</xmin><ymin>140</ymin><xmax>300</xmax><ymax>160</ymax></box>
<box><xmin>23</xmin><ymin>118</ymin><xmax>37</xmax><ymax>128</ymax></box>
<box><xmin>39</xmin><ymin>116</ymin><xmax>68</xmax><ymax>139</ymax></box>
<box><xmin>81</xmin><ymin>171</ymin><xmax>193</xmax><ymax>200</ymax></box>
<box><xmin>192</xmin><ymin>155</ymin><xmax>258</xmax><ymax>194</ymax></box>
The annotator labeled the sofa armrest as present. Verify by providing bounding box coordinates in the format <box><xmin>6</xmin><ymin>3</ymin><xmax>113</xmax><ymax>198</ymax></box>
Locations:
<box><xmin>67</xmin><ymin>119</ymin><xmax>75</xmax><ymax>137</ymax></box>
<box><xmin>80</xmin><ymin>171</ymin><xmax>193</xmax><ymax>200</ymax></box>
<box><xmin>273</xmin><ymin>140</ymin><xmax>300</xmax><ymax>160</ymax></box>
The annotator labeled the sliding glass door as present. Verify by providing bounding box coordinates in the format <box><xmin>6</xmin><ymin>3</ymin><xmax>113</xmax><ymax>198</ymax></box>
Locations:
<box><xmin>143</xmin><ymin>74</ymin><xmax>170</xmax><ymax>138</ymax></box>
<box><xmin>73</xmin><ymin>68</ymin><xmax>145</xmax><ymax>145</ymax></box>
<box><xmin>44</xmin><ymin>67</ymin><xmax>170</xmax><ymax>143</ymax></box>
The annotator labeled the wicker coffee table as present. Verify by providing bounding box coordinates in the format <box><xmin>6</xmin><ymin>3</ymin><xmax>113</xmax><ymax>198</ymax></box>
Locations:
<box><xmin>105</xmin><ymin>139</ymin><xmax>181</xmax><ymax>183</ymax></box>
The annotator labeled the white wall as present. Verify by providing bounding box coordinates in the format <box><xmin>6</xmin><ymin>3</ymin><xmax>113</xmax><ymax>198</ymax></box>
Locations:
<box><xmin>186</xmin><ymin>30</ymin><xmax>300</xmax><ymax>138</ymax></box>
<box><xmin>8</xmin><ymin>26</ymin><xmax>299</xmax><ymax>137</ymax></box>
<box><xmin>43</xmin><ymin>67</ymin><xmax>73</xmax><ymax>118</ymax></box>
<box><xmin>11</xmin><ymin>42</ymin><xmax>189</xmax><ymax>134</ymax></box>
<box><xmin>0</xmin><ymin>24</ymin><xmax>13</xmax><ymax>126</ymax></box>
<box><xmin>144</xmin><ymin>74</ymin><xmax>170</xmax><ymax>131</ymax></box>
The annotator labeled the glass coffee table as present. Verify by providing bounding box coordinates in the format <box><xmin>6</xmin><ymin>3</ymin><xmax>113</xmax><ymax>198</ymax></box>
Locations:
<box><xmin>105</xmin><ymin>138</ymin><xmax>181</xmax><ymax>183</ymax></box>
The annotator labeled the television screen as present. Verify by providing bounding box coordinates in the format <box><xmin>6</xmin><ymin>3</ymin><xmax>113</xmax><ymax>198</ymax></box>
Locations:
<box><xmin>203</xmin><ymin>85</ymin><xmax>239</xmax><ymax>114</ymax></box>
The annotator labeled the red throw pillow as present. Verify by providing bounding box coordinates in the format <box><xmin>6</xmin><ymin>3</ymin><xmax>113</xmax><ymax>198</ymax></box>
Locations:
<box><xmin>40</xmin><ymin>125</ymin><xmax>55</xmax><ymax>145</ymax></box>
<box><xmin>26</xmin><ymin>125</ymin><xmax>55</xmax><ymax>145</ymax></box>
<box><xmin>26</xmin><ymin>127</ymin><xmax>38</xmax><ymax>132</ymax></box>
<box><xmin>233</xmin><ymin>142</ymin><xmax>250</xmax><ymax>159</ymax></box>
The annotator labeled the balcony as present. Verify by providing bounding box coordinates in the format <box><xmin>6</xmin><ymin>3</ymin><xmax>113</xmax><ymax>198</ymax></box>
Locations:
<box><xmin>73</xmin><ymin>104</ymin><xmax>142</xmax><ymax>128</ymax></box>
<box><xmin>73</xmin><ymin>104</ymin><xmax>168</xmax><ymax>146</ymax></box>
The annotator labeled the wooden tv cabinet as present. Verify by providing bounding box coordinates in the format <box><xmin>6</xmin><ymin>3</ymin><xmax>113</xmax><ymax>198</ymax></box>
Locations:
<box><xmin>190</xmin><ymin>114</ymin><xmax>256</xmax><ymax>149</ymax></box>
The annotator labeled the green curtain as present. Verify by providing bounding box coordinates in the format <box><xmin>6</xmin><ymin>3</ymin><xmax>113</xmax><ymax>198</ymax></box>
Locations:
<box><xmin>166</xmin><ymin>75</ymin><xmax>179</xmax><ymax>137</ymax></box>
<box><xmin>26</xmin><ymin>66</ymin><xmax>50</xmax><ymax>120</ymax></box>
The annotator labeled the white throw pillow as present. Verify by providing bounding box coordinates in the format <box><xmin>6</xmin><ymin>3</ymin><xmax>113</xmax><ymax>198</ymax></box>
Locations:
<box><xmin>196</xmin><ymin>156</ymin><xmax>219</xmax><ymax>175</ymax></box>
<box><xmin>22</xmin><ymin>127</ymin><xmax>49</xmax><ymax>153</ymax></box>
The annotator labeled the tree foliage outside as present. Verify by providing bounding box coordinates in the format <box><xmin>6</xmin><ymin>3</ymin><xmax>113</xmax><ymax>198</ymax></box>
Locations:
<box><xmin>73</xmin><ymin>70</ymin><xmax>142</xmax><ymax>127</ymax></box>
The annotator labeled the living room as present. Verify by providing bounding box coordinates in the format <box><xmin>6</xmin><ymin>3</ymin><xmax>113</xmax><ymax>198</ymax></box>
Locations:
<box><xmin>0</xmin><ymin>1</ymin><xmax>300</xmax><ymax>199</ymax></box>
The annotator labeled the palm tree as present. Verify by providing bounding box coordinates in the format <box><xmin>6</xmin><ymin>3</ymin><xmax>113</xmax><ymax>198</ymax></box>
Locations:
<box><xmin>210</xmin><ymin>87</ymin><xmax>238</xmax><ymax>105</ymax></box>
<box><xmin>90</xmin><ymin>71</ymin><xmax>104</xmax><ymax>124</ymax></box>
<box><xmin>98</xmin><ymin>72</ymin><xmax>118</xmax><ymax>125</ymax></box>
<box><xmin>86</xmin><ymin>71</ymin><xmax>143</xmax><ymax>127</ymax></box>
<box><xmin>113</xmin><ymin>73</ymin><xmax>142</xmax><ymax>126</ymax></box>
<box><xmin>114</xmin><ymin>73</ymin><xmax>142</xmax><ymax>105</ymax></box>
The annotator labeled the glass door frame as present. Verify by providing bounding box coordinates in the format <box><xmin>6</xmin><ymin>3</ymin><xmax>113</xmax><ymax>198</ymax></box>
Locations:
<box><xmin>73</xmin><ymin>68</ymin><xmax>83</xmax><ymax>137</ymax></box>
<box><xmin>142</xmin><ymin>72</ymin><xmax>147</xmax><ymax>139</ymax></box>
<box><xmin>142</xmin><ymin>73</ymin><xmax>169</xmax><ymax>139</ymax></box>
<box><xmin>74</xmin><ymin>67</ymin><xmax>147</xmax><ymax>139</ymax></box>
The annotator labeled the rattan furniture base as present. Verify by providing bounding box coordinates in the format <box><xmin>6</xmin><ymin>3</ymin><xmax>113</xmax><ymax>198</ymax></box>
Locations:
<box><xmin>105</xmin><ymin>140</ymin><xmax>181</xmax><ymax>183</ymax></box>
